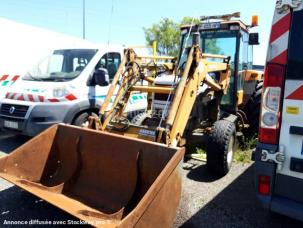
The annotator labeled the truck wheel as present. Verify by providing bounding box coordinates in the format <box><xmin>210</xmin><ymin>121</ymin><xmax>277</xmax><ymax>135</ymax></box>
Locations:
<box><xmin>244</xmin><ymin>80</ymin><xmax>263</xmax><ymax>137</ymax></box>
<box><xmin>131</xmin><ymin>113</ymin><xmax>151</xmax><ymax>126</ymax></box>
<box><xmin>206</xmin><ymin>120</ymin><xmax>236</xmax><ymax>176</ymax></box>
<box><xmin>73</xmin><ymin>111</ymin><xmax>98</xmax><ymax>127</ymax></box>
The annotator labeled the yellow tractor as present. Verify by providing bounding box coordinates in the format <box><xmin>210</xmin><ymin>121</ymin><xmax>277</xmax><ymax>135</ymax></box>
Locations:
<box><xmin>90</xmin><ymin>12</ymin><xmax>263</xmax><ymax>175</ymax></box>
<box><xmin>0</xmin><ymin>13</ymin><xmax>262</xmax><ymax>227</ymax></box>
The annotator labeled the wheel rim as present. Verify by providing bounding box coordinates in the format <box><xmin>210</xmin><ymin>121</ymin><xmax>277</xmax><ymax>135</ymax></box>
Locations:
<box><xmin>227</xmin><ymin>136</ymin><xmax>234</xmax><ymax>167</ymax></box>
<box><xmin>82</xmin><ymin>118</ymin><xmax>89</xmax><ymax>128</ymax></box>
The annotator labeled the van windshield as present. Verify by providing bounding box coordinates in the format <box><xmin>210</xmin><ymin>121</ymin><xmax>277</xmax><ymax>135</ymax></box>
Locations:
<box><xmin>23</xmin><ymin>49</ymin><xmax>97</xmax><ymax>82</ymax></box>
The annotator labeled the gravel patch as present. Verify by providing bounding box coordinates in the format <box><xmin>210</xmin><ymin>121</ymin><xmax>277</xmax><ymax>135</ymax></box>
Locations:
<box><xmin>174</xmin><ymin>158</ymin><xmax>303</xmax><ymax>227</ymax></box>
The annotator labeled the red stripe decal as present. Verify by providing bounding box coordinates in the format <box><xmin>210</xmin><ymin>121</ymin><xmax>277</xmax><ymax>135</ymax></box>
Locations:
<box><xmin>0</xmin><ymin>75</ymin><xmax>9</xmax><ymax>81</ymax></box>
<box><xmin>271</xmin><ymin>50</ymin><xmax>288</xmax><ymax>65</ymax></box>
<box><xmin>18</xmin><ymin>95</ymin><xmax>24</xmax><ymax>101</ymax></box>
<box><xmin>48</xmin><ymin>98</ymin><xmax>60</xmax><ymax>102</ymax></box>
<box><xmin>65</xmin><ymin>94</ymin><xmax>77</xmax><ymax>101</ymax></box>
<box><xmin>5</xmin><ymin>93</ymin><xmax>9</xmax><ymax>98</ymax></box>
<box><xmin>11</xmin><ymin>93</ymin><xmax>17</xmax><ymax>99</ymax></box>
<box><xmin>12</xmin><ymin>75</ymin><xmax>20</xmax><ymax>81</ymax></box>
<box><xmin>38</xmin><ymin>96</ymin><xmax>44</xmax><ymax>102</ymax></box>
<box><xmin>270</xmin><ymin>13</ymin><xmax>291</xmax><ymax>43</ymax></box>
<box><xmin>286</xmin><ymin>85</ymin><xmax>303</xmax><ymax>100</ymax></box>
<box><xmin>28</xmin><ymin>94</ymin><xmax>34</xmax><ymax>102</ymax></box>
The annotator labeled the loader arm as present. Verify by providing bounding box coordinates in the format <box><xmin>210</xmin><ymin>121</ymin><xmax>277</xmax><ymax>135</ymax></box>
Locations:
<box><xmin>165</xmin><ymin>46</ymin><xmax>231</xmax><ymax>146</ymax></box>
<box><xmin>90</xmin><ymin>45</ymin><xmax>231</xmax><ymax>147</ymax></box>
<box><xmin>89</xmin><ymin>48</ymin><xmax>176</xmax><ymax>131</ymax></box>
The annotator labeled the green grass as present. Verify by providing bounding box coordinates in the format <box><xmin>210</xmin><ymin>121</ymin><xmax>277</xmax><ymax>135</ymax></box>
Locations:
<box><xmin>233</xmin><ymin>149</ymin><xmax>252</xmax><ymax>163</ymax></box>
<box><xmin>233</xmin><ymin>135</ymin><xmax>258</xmax><ymax>163</ymax></box>
<box><xmin>239</xmin><ymin>134</ymin><xmax>258</xmax><ymax>151</ymax></box>
<box><xmin>196</xmin><ymin>147</ymin><xmax>206</xmax><ymax>155</ymax></box>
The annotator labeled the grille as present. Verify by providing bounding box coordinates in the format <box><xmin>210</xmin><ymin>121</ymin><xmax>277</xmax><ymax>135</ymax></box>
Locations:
<box><xmin>0</xmin><ymin>104</ymin><xmax>29</xmax><ymax>118</ymax></box>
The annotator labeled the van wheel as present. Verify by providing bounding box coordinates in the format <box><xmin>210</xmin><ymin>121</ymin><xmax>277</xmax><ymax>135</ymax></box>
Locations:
<box><xmin>206</xmin><ymin>120</ymin><xmax>236</xmax><ymax>176</ymax></box>
<box><xmin>73</xmin><ymin>112</ymin><xmax>98</xmax><ymax>127</ymax></box>
<box><xmin>244</xmin><ymin>80</ymin><xmax>263</xmax><ymax>137</ymax></box>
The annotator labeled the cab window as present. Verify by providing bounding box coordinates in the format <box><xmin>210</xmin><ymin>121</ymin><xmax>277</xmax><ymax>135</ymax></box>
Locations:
<box><xmin>97</xmin><ymin>52</ymin><xmax>121</xmax><ymax>81</ymax></box>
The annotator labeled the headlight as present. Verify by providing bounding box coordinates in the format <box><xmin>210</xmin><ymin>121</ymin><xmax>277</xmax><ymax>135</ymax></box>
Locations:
<box><xmin>53</xmin><ymin>87</ymin><xmax>69</xmax><ymax>98</ymax></box>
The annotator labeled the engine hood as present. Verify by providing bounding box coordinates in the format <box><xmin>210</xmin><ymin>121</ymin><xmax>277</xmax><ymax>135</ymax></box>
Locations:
<box><xmin>154</xmin><ymin>73</ymin><xmax>213</xmax><ymax>94</ymax></box>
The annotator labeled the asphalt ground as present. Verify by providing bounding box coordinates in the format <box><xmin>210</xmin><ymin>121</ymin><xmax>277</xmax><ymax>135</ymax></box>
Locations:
<box><xmin>0</xmin><ymin>132</ymin><xmax>302</xmax><ymax>227</ymax></box>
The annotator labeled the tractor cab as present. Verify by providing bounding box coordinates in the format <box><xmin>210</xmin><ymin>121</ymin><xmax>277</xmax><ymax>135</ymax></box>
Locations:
<box><xmin>179</xmin><ymin>13</ymin><xmax>261</xmax><ymax>114</ymax></box>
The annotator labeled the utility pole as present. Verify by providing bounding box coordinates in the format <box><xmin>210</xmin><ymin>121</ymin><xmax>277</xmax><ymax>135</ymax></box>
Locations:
<box><xmin>83</xmin><ymin>0</ymin><xmax>86</xmax><ymax>39</ymax></box>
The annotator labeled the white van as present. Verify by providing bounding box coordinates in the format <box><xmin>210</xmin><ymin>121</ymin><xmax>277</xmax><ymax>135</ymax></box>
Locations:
<box><xmin>255</xmin><ymin>0</ymin><xmax>303</xmax><ymax>221</ymax></box>
<box><xmin>0</xmin><ymin>45</ymin><xmax>147</xmax><ymax>136</ymax></box>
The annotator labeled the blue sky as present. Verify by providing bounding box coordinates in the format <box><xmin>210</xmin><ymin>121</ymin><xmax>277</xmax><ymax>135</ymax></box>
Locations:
<box><xmin>0</xmin><ymin>0</ymin><xmax>276</xmax><ymax>64</ymax></box>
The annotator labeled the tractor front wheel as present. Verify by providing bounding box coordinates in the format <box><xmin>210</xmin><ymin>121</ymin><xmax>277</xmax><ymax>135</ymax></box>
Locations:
<box><xmin>206</xmin><ymin>120</ymin><xmax>236</xmax><ymax>176</ymax></box>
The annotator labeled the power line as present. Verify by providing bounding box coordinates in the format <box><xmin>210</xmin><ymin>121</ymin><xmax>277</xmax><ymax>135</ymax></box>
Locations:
<box><xmin>107</xmin><ymin>0</ymin><xmax>114</xmax><ymax>45</ymax></box>
<box><xmin>83</xmin><ymin>0</ymin><xmax>85</xmax><ymax>39</ymax></box>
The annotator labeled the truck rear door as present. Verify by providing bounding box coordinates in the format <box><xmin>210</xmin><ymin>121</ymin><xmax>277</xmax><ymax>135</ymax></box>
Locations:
<box><xmin>278</xmin><ymin>8</ymin><xmax>303</xmax><ymax>182</ymax></box>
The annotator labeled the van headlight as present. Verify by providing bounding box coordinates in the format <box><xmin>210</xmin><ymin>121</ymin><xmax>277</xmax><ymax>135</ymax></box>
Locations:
<box><xmin>53</xmin><ymin>86</ymin><xmax>69</xmax><ymax>98</ymax></box>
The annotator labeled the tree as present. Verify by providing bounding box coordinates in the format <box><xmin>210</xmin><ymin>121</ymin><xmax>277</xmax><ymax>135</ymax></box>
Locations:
<box><xmin>143</xmin><ymin>18</ymin><xmax>179</xmax><ymax>56</ymax></box>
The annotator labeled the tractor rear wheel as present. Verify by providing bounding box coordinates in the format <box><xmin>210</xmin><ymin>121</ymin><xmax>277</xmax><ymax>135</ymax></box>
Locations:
<box><xmin>244</xmin><ymin>80</ymin><xmax>263</xmax><ymax>137</ymax></box>
<box><xmin>206</xmin><ymin>120</ymin><xmax>236</xmax><ymax>176</ymax></box>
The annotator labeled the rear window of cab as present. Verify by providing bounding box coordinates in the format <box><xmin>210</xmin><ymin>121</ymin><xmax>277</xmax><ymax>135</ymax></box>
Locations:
<box><xmin>287</xmin><ymin>10</ymin><xmax>303</xmax><ymax>79</ymax></box>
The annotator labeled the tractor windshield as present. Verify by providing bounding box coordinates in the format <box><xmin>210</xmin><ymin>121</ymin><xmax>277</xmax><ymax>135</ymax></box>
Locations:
<box><xmin>179</xmin><ymin>30</ymin><xmax>237</xmax><ymax>70</ymax></box>
<box><xmin>179</xmin><ymin>29</ymin><xmax>238</xmax><ymax>109</ymax></box>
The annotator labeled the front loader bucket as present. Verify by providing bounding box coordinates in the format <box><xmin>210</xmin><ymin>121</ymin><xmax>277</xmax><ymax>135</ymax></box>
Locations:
<box><xmin>0</xmin><ymin>124</ymin><xmax>184</xmax><ymax>227</ymax></box>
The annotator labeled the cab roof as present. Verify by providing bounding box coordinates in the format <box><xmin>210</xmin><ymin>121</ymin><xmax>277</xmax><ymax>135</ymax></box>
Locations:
<box><xmin>180</xmin><ymin>20</ymin><xmax>250</xmax><ymax>33</ymax></box>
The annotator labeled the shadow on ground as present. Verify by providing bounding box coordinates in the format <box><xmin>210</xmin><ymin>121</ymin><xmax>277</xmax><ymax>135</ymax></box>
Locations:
<box><xmin>0</xmin><ymin>133</ymin><xmax>29</xmax><ymax>154</ymax></box>
<box><xmin>185</xmin><ymin>161</ymin><xmax>221</xmax><ymax>183</ymax></box>
<box><xmin>181</xmin><ymin>164</ymin><xmax>303</xmax><ymax>228</ymax></box>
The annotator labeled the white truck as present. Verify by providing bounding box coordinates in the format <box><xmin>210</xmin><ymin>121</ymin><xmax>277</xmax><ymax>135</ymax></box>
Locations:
<box><xmin>254</xmin><ymin>0</ymin><xmax>303</xmax><ymax>221</ymax></box>
<box><xmin>0</xmin><ymin>45</ymin><xmax>147</xmax><ymax>136</ymax></box>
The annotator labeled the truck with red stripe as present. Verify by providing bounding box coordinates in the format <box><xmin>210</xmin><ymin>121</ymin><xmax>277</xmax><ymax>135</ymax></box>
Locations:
<box><xmin>0</xmin><ymin>45</ymin><xmax>147</xmax><ymax>136</ymax></box>
<box><xmin>254</xmin><ymin>0</ymin><xmax>303</xmax><ymax>221</ymax></box>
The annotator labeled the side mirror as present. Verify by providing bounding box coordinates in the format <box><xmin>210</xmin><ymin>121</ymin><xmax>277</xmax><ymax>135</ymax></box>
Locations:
<box><xmin>92</xmin><ymin>68</ymin><xmax>109</xmax><ymax>86</ymax></box>
<box><xmin>249</xmin><ymin>33</ymin><xmax>259</xmax><ymax>45</ymax></box>
<box><xmin>192</xmin><ymin>32</ymin><xmax>200</xmax><ymax>46</ymax></box>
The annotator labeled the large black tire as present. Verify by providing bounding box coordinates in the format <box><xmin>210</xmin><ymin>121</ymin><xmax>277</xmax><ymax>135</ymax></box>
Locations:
<box><xmin>206</xmin><ymin>120</ymin><xmax>236</xmax><ymax>176</ymax></box>
<box><xmin>244</xmin><ymin>80</ymin><xmax>263</xmax><ymax>137</ymax></box>
<box><xmin>73</xmin><ymin>111</ymin><xmax>98</xmax><ymax>127</ymax></box>
<box><xmin>131</xmin><ymin>112</ymin><xmax>151</xmax><ymax>126</ymax></box>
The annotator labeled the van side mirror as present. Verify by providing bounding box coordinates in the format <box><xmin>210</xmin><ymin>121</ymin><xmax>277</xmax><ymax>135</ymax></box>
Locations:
<box><xmin>249</xmin><ymin>33</ymin><xmax>259</xmax><ymax>45</ymax></box>
<box><xmin>91</xmin><ymin>68</ymin><xmax>109</xmax><ymax>86</ymax></box>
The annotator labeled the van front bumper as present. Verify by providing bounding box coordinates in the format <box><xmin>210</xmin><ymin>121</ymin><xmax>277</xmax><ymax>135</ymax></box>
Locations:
<box><xmin>0</xmin><ymin>101</ymin><xmax>71</xmax><ymax>136</ymax></box>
